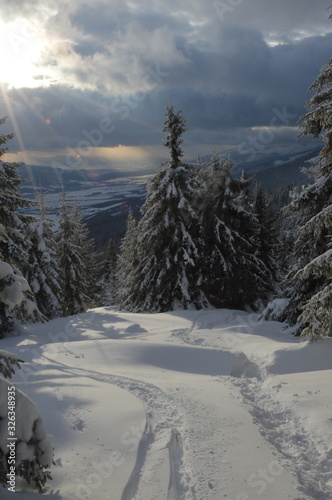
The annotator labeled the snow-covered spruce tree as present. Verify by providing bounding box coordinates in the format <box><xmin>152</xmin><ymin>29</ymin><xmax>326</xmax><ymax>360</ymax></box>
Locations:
<box><xmin>0</xmin><ymin>119</ymin><xmax>31</xmax><ymax>269</ymax></box>
<box><xmin>102</xmin><ymin>238</ymin><xmax>118</xmax><ymax>306</ymax></box>
<box><xmin>198</xmin><ymin>153</ymin><xmax>274</xmax><ymax>310</ymax></box>
<box><xmin>71</xmin><ymin>201</ymin><xmax>101</xmax><ymax>308</ymax></box>
<box><xmin>252</xmin><ymin>184</ymin><xmax>279</xmax><ymax>283</ymax></box>
<box><xmin>0</xmin><ymin>350</ymin><xmax>53</xmax><ymax>491</ymax></box>
<box><xmin>25</xmin><ymin>190</ymin><xmax>62</xmax><ymax>319</ymax></box>
<box><xmin>0</xmin><ymin>117</ymin><xmax>44</xmax><ymax>334</ymax></box>
<box><xmin>120</xmin><ymin>104</ymin><xmax>207</xmax><ymax>312</ymax></box>
<box><xmin>269</xmin><ymin>185</ymin><xmax>301</xmax><ymax>280</ymax></box>
<box><xmin>57</xmin><ymin>195</ymin><xmax>100</xmax><ymax>316</ymax></box>
<box><xmin>57</xmin><ymin>194</ymin><xmax>89</xmax><ymax>316</ymax></box>
<box><xmin>294</xmin><ymin>239</ymin><xmax>332</xmax><ymax>338</ymax></box>
<box><xmin>116</xmin><ymin>209</ymin><xmax>139</xmax><ymax>307</ymax></box>
<box><xmin>283</xmin><ymin>43</ymin><xmax>332</xmax><ymax>339</ymax></box>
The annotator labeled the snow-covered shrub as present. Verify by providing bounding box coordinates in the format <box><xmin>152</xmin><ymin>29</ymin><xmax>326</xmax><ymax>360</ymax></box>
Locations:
<box><xmin>0</xmin><ymin>261</ymin><xmax>44</xmax><ymax>337</ymax></box>
<box><xmin>0</xmin><ymin>350</ymin><xmax>23</xmax><ymax>379</ymax></box>
<box><xmin>0</xmin><ymin>351</ymin><xmax>53</xmax><ymax>491</ymax></box>
<box><xmin>259</xmin><ymin>298</ymin><xmax>290</xmax><ymax>321</ymax></box>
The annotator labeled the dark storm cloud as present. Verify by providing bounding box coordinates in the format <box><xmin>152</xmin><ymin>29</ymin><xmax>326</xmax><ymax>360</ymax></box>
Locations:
<box><xmin>168</xmin><ymin>25</ymin><xmax>332</xmax><ymax>108</ymax></box>
<box><xmin>5</xmin><ymin>28</ymin><xmax>331</xmax><ymax>151</ymax></box>
<box><xmin>70</xmin><ymin>2</ymin><xmax>177</xmax><ymax>40</ymax></box>
<box><xmin>220</xmin><ymin>0</ymin><xmax>332</xmax><ymax>39</ymax></box>
<box><xmin>1</xmin><ymin>0</ymin><xmax>332</xmax><ymax>166</ymax></box>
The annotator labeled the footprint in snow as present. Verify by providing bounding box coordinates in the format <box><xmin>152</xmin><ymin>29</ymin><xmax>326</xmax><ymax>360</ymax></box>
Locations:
<box><xmin>73</xmin><ymin>418</ymin><xmax>86</xmax><ymax>431</ymax></box>
<box><xmin>124</xmin><ymin>324</ymin><xmax>148</xmax><ymax>334</ymax></box>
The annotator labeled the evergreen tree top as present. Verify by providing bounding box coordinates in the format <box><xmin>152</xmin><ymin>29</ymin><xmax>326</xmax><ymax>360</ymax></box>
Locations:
<box><xmin>163</xmin><ymin>103</ymin><xmax>187</xmax><ymax>168</ymax></box>
<box><xmin>0</xmin><ymin>116</ymin><xmax>14</xmax><ymax>159</ymax></box>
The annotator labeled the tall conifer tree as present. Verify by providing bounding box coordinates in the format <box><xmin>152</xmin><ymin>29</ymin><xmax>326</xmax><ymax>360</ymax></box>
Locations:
<box><xmin>0</xmin><ymin>115</ymin><xmax>43</xmax><ymax>334</ymax></box>
<box><xmin>72</xmin><ymin>201</ymin><xmax>101</xmax><ymax>308</ymax></box>
<box><xmin>0</xmin><ymin>118</ymin><xmax>31</xmax><ymax>269</ymax></box>
<box><xmin>116</xmin><ymin>209</ymin><xmax>138</xmax><ymax>307</ymax></box>
<box><xmin>252</xmin><ymin>184</ymin><xmax>278</xmax><ymax>284</ymax></box>
<box><xmin>57</xmin><ymin>195</ymin><xmax>92</xmax><ymax>316</ymax></box>
<box><xmin>283</xmin><ymin>38</ymin><xmax>332</xmax><ymax>338</ymax></box>
<box><xmin>198</xmin><ymin>153</ymin><xmax>274</xmax><ymax>310</ymax></box>
<box><xmin>26</xmin><ymin>190</ymin><xmax>62</xmax><ymax>319</ymax></box>
<box><xmin>120</xmin><ymin>104</ymin><xmax>206</xmax><ymax>312</ymax></box>
<box><xmin>102</xmin><ymin>238</ymin><xmax>118</xmax><ymax>306</ymax></box>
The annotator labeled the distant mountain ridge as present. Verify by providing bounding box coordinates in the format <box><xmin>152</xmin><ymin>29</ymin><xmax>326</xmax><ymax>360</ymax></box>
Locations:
<box><xmin>18</xmin><ymin>147</ymin><xmax>319</xmax><ymax>250</ymax></box>
<box><xmin>18</xmin><ymin>146</ymin><xmax>320</xmax><ymax>194</ymax></box>
<box><xmin>252</xmin><ymin>149</ymin><xmax>319</xmax><ymax>190</ymax></box>
<box><xmin>18</xmin><ymin>164</ymin><xmax>154</xmax><ymax>194</ymax></box>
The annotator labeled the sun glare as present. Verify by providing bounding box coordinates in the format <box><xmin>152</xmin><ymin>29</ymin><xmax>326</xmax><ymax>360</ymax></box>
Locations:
<box><xmin>0</xmin><ymin>20</ymin><xmax>48</xmax><ymax>89</ymax></box>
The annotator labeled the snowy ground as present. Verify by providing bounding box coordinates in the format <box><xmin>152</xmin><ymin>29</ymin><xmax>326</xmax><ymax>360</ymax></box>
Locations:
<box><xmin>2</xmin><ymin>307</ymin><xmax>332</xmax><ymax>500</ymax></box>
<box><xmin>23</xmin><ymin>175</ymin><xmax>148</xmax><ymax>221</ymax></box>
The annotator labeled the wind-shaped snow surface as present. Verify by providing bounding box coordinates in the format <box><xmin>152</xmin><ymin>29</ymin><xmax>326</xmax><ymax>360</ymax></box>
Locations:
<box><xmin>2</xmin><ymin>307</ymin><xmax>332</xmax><ymax>499</ymax></box>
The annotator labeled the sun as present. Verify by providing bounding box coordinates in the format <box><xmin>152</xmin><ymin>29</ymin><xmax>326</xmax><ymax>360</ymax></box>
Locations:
<box><xmin>0</xmin><ymin>19</ymin><xmax>49</xmax><ymax>89</ymax></box>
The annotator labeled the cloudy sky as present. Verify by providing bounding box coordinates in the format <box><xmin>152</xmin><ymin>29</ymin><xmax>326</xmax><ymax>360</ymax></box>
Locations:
<box><xmin>0</xmin><ymin>0</ymin><xmax>331</xmax><ymax>172</ymax></box>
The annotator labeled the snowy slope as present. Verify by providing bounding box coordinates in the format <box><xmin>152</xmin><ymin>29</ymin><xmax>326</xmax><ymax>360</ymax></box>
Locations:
<box><xmin>21</xmin><ymin>175</ymin><xmax>148</xmax><ymax>221</ymax></box>
<box><xmin>2</xmin><ymin>308</ymin><xmax>332</xmax><ymax>499</ymax></box>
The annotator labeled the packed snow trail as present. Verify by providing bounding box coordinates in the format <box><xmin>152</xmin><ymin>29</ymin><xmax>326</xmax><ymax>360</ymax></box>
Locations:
<box><xmin>171</xmin><ymin>309</ymin><xmax>332</xmax><ymax>500</ymax></box>
<box><xmin>234</xmin><ymin>376</ymin><xmax>332</xmax><ymax>499</ymax></box>
<box><xmin>2</xmin><ymin>307</ymin><xmax>332</xmax><ymax>499</ymax></box>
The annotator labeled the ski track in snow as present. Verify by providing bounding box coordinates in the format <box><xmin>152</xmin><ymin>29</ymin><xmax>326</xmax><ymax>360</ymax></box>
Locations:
<box><xmin>46</xmin><ymin>358</ymin><xmax>194</xmax><ymax>500</ymax></box>
<box><xmin>171</xmin><ymin>313</ymin><xmax>332</xmax><ymax>500</ymax></box>
<box><xmin>48</xmin><ymin>355</ymin><xmax>234</xmax><ymax>500</ymax></box>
